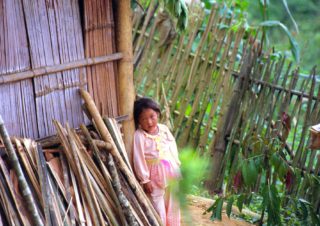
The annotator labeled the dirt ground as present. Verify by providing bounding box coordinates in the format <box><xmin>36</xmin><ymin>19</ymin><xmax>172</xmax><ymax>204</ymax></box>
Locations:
<box><xmin>182</xmin><ymin>195</ymin><xmax>253</xmax><ymax>226</ymax></box>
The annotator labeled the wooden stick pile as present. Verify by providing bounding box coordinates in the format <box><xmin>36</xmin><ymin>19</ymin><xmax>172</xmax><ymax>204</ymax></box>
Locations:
<box><xmin>0</xmin><ymin>89</ymin><xmax>162</xmax><ymax>226</ymax></box>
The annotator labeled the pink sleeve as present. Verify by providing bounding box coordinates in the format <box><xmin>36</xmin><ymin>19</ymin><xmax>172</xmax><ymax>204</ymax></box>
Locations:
<box><xmin>133</xmin><ymin>131</ymin><xmax>150</xmax><ymax>184</ymax></box>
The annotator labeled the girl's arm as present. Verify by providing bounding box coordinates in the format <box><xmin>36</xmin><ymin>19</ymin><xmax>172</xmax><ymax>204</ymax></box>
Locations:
<box><xmin>133</xmin><ymin>131</ymin><xmax>151</xmax><ymax>184</ymax></box>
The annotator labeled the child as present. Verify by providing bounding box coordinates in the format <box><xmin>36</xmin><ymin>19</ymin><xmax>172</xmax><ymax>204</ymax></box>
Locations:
<box><xmin>133</xmin><ymin>97</ymin><xmax>181</xmax><ymax>226</ymax></box>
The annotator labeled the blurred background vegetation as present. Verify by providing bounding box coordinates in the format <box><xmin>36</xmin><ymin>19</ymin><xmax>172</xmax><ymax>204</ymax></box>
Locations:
<box><xmin>208</xmin><ymin>0</ymin><xmax>320</xmax><ymax>72</ymax></box>
<box><xmin>137</xmin><ymin>0</ymin><xmax>320</xmax><ymax>72</ymax></box>
<box><xmin>246</xmin><ymin>0</ymin><xmax>319</xmax><ymax>72</ymax></box>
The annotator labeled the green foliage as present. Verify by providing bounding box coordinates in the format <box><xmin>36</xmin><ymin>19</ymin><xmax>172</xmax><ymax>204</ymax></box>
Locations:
<box><xmin>174</xmin><ymin>148</ymin><xmax>209</xmax><ymax>207</ymax></box>
<box><xmin>162</xmin><ymin>0</ymin><xmax>189</xmax><ymax>30</ymax></box>
<box><xmin>207</xmin><ymin>130</ymin><xmax>320</xmax><ymax>225</ymax></box>
<box><xmin>236</xmin><ymin>193</ymin><xmax>245</xmax><ymax>212</ymax></box>
<box><xmin>134</xmin><ymin>0</ymin><xmax>188</xmax><ymax>30</ymax></box>
<box><xmin>259</xmin><ymin>20</ymin><xmax>300</xmax><ymax>62</ymax></box>
<box><xmin>282</xmin><ymin>198</ymin><xmax>320</xmax><ymax>225</ymax></box>
<box><xmin>262</xmin><ymin>184</ymin><xmax>281</xmax><ymax>225</ymax></box>
<box><xmin>206</xmin><ymin>197</ymin><xmax>224</xmax><ymax>220</ymax></box>
<box><xmin>226</xmin><ymin>196</ymin><xmax>234</xmax><ymax>218</ymax></box>
<box><xmin>201</xmin><ymin>0</ymin><xmax>319</xmax><ymax>69</ymax></box>
<box><xmin>246</xmin><ymin>0</ymin><xmax>320</xmax><ymax>70</ymax></box>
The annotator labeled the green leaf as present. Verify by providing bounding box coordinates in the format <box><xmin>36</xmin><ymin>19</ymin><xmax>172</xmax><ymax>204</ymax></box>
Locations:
<box><xmin>241</xmin><ymin>160</ymin><xmax>258</xmax><ymax>187</ymax></box>
<box><xmin>175</xmin><ymin>0</ymin><xmax>181</xmax><ymax>16</ymax></box>
<box><xmin>281</xmin><ymin>0</ymin><xmax>299</xmax><ymax>34</ymax></box>
<box><xmin>299</xmin><ymin>201</ymin><xmax>308</xmax><ymax>220</ymax></box>
<box><xmin>226</xmin><ymin>196</ymin><xmax>234</xmax><ymax>218</ymax></box>
<box><xmin>218</xmin><ymin>23</ymin><xmax>229</xmax><ymax>30</ymax></box>
<box><xmin>208</xmin><ymin>197</ymin><xmax>223</xmax><ymax>221</ymax></box>
<box><xmin>259</xmin><ymin>20</ymin><xmax>300</xmax><ymax>63</ymax></box>
<box><xmin>267</xmin><ymin>184</ymin><xmax>281</xmax><ymax>225</ymax></box>
<box><xmin>215</xmin><ymin>198</ymin><xmax>224</xmax><ymax>221</ymax></box>
<box><xmin>236</xmin><ymin>194</ymin><xmax>245</xmax><ymax>213</ymax></box>
<box><xmin>298</xmin><ymin>198</ymin><xmax>311</xmax><ymax>206</ymax></box>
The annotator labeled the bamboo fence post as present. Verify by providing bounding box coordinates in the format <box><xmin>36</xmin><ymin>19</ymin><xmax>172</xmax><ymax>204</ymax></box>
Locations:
<box><xmin>198</xmin><ymin>31</ymin><xmax>234</xmax><ymax>149</ymax></box>
<box><xmin>293</xmin><ymin>73</ymin><xmax>315</xmax><ymax>167</ymax></box>
<box><xmin>207</xmin><ymin>51</ymin><xmax>254</xmax><ymax>192</ymax></box>
<box><xmin>133</xmin><ymin>0</ymin><xmax>157</xmax><ymax>54</ymax></box>
<box><xmin>0</xmin><ymin>115</ymin><xmax>43</xmax><ymax>226</ymax></box>
<box><xmin>115</xmin><ymin>0</ymin><xmax>136</xmax><ymax>164</ymax></box>
<box><xmin>173</xmin><ymin>8</ymin><xmax>217</xmax><ymax>138</ymax></box>
<box><xmin>177</xmin><ymin>23</ymin><xmax>221</xmax><ymax>146</ymax></box>
<box><xmin>169</xmin><ymin>16</ymin><xmax>204</xmax><ymax>110</ymax></box>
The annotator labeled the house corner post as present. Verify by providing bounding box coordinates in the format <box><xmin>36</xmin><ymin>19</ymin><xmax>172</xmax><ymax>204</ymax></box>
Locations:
<box><xmin>115</xmin><ymin>0</ymin><xmax>136</xmax><ymax>165</ymax></box>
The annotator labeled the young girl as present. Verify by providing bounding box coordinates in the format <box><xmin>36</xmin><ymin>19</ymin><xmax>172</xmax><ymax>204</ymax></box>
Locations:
<box><xmin>133</xmin><ymin>97</ymin><xmax>181</xmax><ymax>226</ymax></box>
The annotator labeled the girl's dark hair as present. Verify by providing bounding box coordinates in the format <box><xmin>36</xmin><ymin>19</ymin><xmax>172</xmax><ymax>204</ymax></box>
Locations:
<box><xmin>134</xmin><ymin>97</ymin><xmax>161</xmax><ymax>129</ymax></box>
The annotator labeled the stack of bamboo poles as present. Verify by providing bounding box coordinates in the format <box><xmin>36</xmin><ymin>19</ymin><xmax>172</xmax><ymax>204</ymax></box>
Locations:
<box><xmin>0</xmin><ymin>89</ymin><xmax>162</xmax><ymax>226</ymax></box>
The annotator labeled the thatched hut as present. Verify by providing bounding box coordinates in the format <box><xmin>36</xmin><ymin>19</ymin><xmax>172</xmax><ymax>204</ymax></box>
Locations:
<box><xmin>0</xmin><ymin>0</ymin><xmax>135</xmax><ymax>156</ymax></box>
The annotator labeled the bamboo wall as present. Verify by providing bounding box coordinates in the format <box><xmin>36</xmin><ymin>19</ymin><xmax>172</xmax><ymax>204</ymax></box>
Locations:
<box><xmin>0</xmin><ymin>0</ymin><xmax>119</xmax><ymax>139</ymax></box>
<box><xmin>133</xmin><ymin>3</ymin><xmax>320</xmax><ymax>209</ymax></box>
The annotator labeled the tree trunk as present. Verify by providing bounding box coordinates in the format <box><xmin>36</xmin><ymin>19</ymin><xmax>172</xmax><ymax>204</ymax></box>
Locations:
<box><xmin>114</xmin><ymin>0</ymin><xmax>136</xmax><ymax>164</ymax></box>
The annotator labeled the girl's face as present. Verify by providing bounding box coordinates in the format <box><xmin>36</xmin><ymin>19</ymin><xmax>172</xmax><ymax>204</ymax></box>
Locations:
<box><xmin>138</xmin><ymin>108</ymin><xmax>159</xmax><ymax>134</ymax></box>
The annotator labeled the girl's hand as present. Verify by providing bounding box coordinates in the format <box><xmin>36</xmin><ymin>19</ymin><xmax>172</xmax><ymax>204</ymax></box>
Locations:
<box><xmin>143</xmin><ymin>181</ymin><xmax>153</xmax><ymax>193</ymax></box>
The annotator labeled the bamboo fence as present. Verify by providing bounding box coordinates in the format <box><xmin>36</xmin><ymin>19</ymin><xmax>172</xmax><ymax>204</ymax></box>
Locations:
<box><xmin>133</xmin><ymin>3</ymin><xmax>320</xmax><ymax>211</ymax></box>
<box><xmin>0</xmin><ymin>89</ymin><xmax>162</xmax><ymax>225</ymax></box>
<box><xmin>0</xmin><ymin>0</ymin><xmax>120</xmax><ymax>139</ymax></box>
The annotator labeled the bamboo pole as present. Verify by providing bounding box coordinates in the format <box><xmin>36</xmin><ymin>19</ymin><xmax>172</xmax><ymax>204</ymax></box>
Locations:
<box><xmin>36</xmin><ymin>144</ymin><xmax>54</xmax><ymax>226</ymax></box>
<box><xmin>0</xmin><ymin>115</ymin><xmax>43</xmax><ymax>226</ymax></box>
<box><xmin>115</xmin><ymin>0</ymin><xmax>136</xmax><ymax>164</ymax></box>
<box><xmin>0</xmin><ymin>155</ymin><xmax>29</xmax><ymax>225</ymax></box>
<box><xmin>0</xmin><ymin>169</ymin><xmax>23</xmax><ymax>226</ymax></box>
<box><xmin>207</xmin><ymin>51</ymin><xmax>254</xmax><ymax>192</ymax></box>
<box><xmin>103</xmin><ymin>117</ymin><xmax>132</xmax><ymax>172</ymax></box>
<box><xmin>107</xmin><ymin>154</ymin><xmax>139</xmax><ymax>226</ymax></box>
<box><xmin>133</xmin><ymin>0</ymin><xmax>157</xmax><ymax>54</ymax></box>
<box><xmin>0</xmin><ymin>53</ymin><xmax>122</xmax><ymax>85</ymax></box>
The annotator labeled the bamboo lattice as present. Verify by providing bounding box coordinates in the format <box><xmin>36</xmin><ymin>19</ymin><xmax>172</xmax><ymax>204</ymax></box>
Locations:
<box><xmin>133</xmin><ymin>3</ymin><xmax>320</xmax><ymax>209</ymax></box>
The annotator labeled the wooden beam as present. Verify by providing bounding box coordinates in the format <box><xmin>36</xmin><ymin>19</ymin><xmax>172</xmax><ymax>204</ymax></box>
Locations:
<box><xmin>115</xmin><ymin>0</ymin><xmax>136</xmax><ymax>164</ymax></box>
<box><xmin>0</xmin><ymin>53</ymin><xmax>123</xmax><ymax>85</ymax></box>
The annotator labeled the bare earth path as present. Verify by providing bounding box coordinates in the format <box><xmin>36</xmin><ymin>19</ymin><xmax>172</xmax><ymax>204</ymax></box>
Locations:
<box><xmin>182</xmin><ymin>195</ymin><xmax>253</xmax><ymax>226</ymax></box>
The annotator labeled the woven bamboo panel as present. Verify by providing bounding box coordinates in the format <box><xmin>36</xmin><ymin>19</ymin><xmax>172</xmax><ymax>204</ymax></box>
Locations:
<box><xmin>22</xmin><ymin>0</ymin><xmax>86</xmax><ymax>138</ymax></box>
<box><xmin>84</xmin><ymin>0</ymin><xmax>118</xmax><ymax>117</ymax></box>
<box><xmin>0</xmin><ymin>0</ymin><xmax>119</xmax><ymax>139</ymax></box>
<box><xmin>0</xmin><ymin>0</ymin><xmax>38</xmax><ymax>138</ymax></box>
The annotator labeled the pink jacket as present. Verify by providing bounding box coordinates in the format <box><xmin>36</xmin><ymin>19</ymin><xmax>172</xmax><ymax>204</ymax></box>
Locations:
<box><xmin>133</xmin><ymin>124</ymin><xmax>181</xmax><ymax>188</ymax></box>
